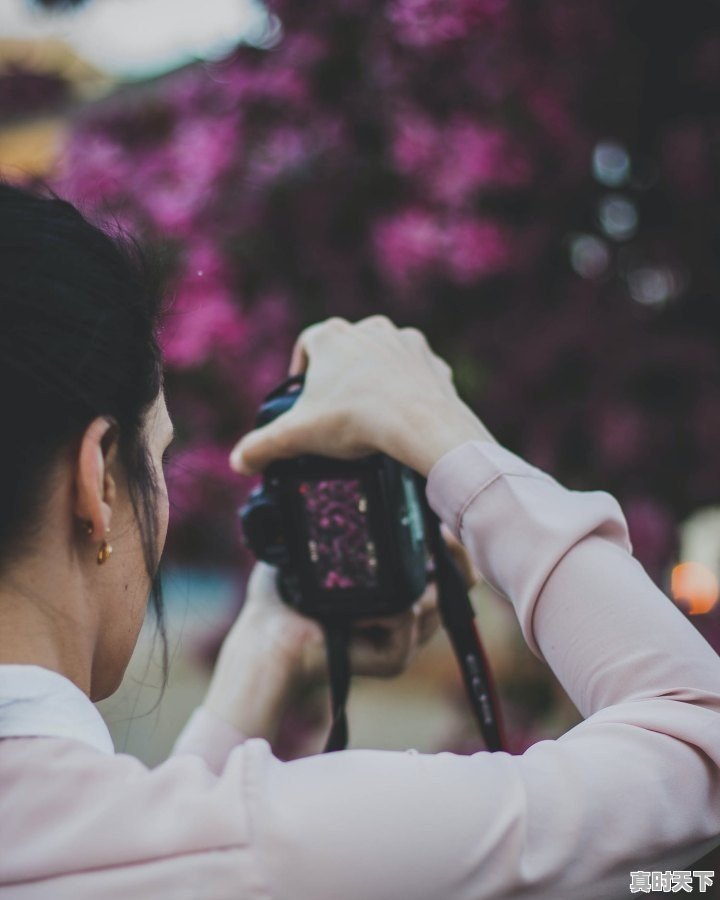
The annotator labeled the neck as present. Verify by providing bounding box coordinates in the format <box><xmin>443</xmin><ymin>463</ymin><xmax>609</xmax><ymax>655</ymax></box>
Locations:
<box><xmin>0</xmin><ymin>571</ymin><xmax>96</xmax><ymax>696</ymax></box>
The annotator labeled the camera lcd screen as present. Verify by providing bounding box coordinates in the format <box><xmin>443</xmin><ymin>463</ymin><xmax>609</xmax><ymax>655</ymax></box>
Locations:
<box><xmin>298</xmin><ymin>478</ymin><xmax>379</xmax><ymax>590</ymax></box>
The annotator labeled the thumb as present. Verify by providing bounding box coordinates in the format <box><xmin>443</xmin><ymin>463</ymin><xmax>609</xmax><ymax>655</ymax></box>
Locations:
<box><xmin>441</xmin><ymin>523</ymin><xmax>478</xmax><ymax>588</ymax></box>
<box><xmin>229</xmin><ymin>412</ymin><xmax>301</xmax><ymax>474</ymax></box>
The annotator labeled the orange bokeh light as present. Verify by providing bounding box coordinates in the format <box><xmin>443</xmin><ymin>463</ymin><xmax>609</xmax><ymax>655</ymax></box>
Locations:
<box><xmin>671</xmin><ymin>562</ymin><xmax>719</xmax><ymax>615</ymax></box>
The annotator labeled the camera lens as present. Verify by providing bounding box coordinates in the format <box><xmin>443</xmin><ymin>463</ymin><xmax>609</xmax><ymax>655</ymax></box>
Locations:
<box><xmin>239</xmin><ymin>488</ymin><xmax>289</xmax><ymax>566</ymax></box>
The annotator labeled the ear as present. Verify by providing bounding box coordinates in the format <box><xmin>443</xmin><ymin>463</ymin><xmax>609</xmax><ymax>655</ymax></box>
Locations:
<box><xmin>74</xmin><ymin>417</ymin><xmax>119</xmax><ymax>537</ymax></box>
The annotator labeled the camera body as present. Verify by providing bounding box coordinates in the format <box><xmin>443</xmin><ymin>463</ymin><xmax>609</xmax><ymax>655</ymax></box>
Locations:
<box><xmin>239</xmin><ymin>378</ymin><xmax>433</xmax><ymax>621</ymax></box>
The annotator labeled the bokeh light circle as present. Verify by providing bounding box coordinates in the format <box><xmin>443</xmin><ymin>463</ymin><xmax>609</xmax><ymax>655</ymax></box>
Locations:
<box><xmin>671</xmin><ymin>561</ymin><xmax>719</xmax><ymax>615</ymax></box>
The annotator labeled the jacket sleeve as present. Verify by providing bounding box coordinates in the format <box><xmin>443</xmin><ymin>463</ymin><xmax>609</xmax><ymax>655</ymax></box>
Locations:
<box><xmin>172</xmin><ymin>706</ymin><xmax>249</xmax><ymax>776</ymax></box>
<box><xmin>184</xmin><ymin>441</ymin><xmax>720</xmax><ymax>900</ymax></box>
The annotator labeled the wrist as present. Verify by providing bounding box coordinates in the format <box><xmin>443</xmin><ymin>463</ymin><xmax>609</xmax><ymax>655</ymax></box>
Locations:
<box><xmin>389</xmin><ymin>397</ymin><xmax>496</xmax><ymax>476</ymax></box>
<box><xmin>204</xmin><ymin>620</ymin><xmax>300</xmax><ymax>740</ymax></box>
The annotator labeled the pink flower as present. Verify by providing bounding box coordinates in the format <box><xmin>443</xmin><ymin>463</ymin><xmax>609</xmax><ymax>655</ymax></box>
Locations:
<box><xmin>373</xmin><ymin>208</ymin><xmax>443</xmax><ymax>285</ymax></box>
<box><xmin>215</xmin><ymin>65</ymin><xmax>308</xmax><ymax>107</ymax></box>
<box><xmin>58</xmin><ymin>133</ymin><xmax>129</xmax><ymax>206</ymax></box>
<box><xmin>161</xmin><ymin>257</ymin><xmax>247</xmax><ymax>368</ymax></box>
<box><xmin>391</xmin><ymin>110</ymin><xmax>439</xmax><ymax>174</ymax></box>
<box><xmin>445</xmin><ymin>218</ymin><xmax>512</xmax><ymax>282</ymax></box>
<box><xmin>138</xmin><ymin>118</ymin><xmax>238</xmax><ymax>234</ymax></box>
<box><xmin>392</xmin><ymin>113</ymin><xmax>533</xmax><ymax>206</ymax></box>
<box><xmin>433</xmin><ymin>120</ymin><xmax>534</xmax><ymax>204</ymax></box>
<box><xmin>522</xmin><ymin>77</ymin><xmax>591</xmax><ymax>176</ymax></box>
<box><xmin>172</xmin><ymin>117</ymin><xmax>238</xmax><ymax>181</ymax></box>
<box><xmin>248</xmin><ymin>127</ymin><xmax>309</xmax><ymax>184</ymax></box>
<box><xmin>374</xmin><ymin>209</ymin><xmax>511</xmax><ymax>286</ymax></box>
<box><xmin>388</xmin><ymin>0</ymin><xmax>509</xmax><ymax>48</ymax></box>
<box><xmin>166</xmin><ymin>443</ymin><xmax>240</xmax><ymax>528</ymax></box>
<box><xmin>279</xmin><ymin>32</ymin><xmax>329</xmax><ymax>68</ymax></box>
<box><xmin>218</xmin><ymin>292</ymin><xmax>299</xmax><ymax>402</ymax></box>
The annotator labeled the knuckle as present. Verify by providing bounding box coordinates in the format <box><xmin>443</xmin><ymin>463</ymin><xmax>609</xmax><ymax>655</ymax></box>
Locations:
<box><xmin>401</xmin><ymin>326</ymin><xmax>428</xmax><ymax>347</ymax></box>
<box><xmin>301</xmin><ymin>317</ymin><xmax>349</xmax><ymax>348</ymax></box>
<box><xmin>360</xmin><ymin>314</ymin><xmax>394</xmax><ymax>330</ymax></box>
<box><xmin>324</xmin><ymin>316</ymin><xmax>350</xmax><ymax>331</ymax></box>
<box><xmin>297</xmin><ymin>322</ymin><xmax>322</xmax><ymax>348</ymax></box>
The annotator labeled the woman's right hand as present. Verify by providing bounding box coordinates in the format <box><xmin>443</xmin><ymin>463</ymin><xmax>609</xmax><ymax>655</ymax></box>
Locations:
<box><xmin>229</xmin><ymin>316</ymin><xmax>496</xmax><ymax>478</ymax></box>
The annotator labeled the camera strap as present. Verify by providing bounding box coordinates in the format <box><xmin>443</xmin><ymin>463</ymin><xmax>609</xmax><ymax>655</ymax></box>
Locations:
<box><xmin>427</xmin><ymin>519</ymin><xmax>507</xmax><ymax>753</ymax></box>
<box><xmin>320</xmin><ymin>526</ymin><xmax>506</xmax><ymax>754</ymax></box>
<box><xmin>322</xmin><ymin>621</ymin><xmax>352</xmax><ymax>753</ymax></box>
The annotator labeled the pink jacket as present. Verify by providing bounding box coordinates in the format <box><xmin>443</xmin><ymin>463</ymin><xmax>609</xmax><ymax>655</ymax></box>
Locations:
<box><xmin>2</xmin><ymin>441</ymin><xmax>720</xmax><ymax>899</ymax></box>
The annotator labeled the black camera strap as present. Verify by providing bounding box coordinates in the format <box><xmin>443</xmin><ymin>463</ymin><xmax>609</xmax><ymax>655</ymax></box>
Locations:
<box><xmin>427</xmin><ymin>518</ymin><xmax>507</xmax><ymax>753</ymax></box>
<box><xmin>322</xmin><ymin>621</ymin><xmax>352</xmax><ymax>753</ymax></box>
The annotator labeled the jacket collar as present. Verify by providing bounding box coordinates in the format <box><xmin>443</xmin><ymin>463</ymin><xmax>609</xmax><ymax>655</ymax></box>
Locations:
<box><xmin>0</xmin><ymin>664</ymin><xmax>114</xmax><ymax>754</ymax></box>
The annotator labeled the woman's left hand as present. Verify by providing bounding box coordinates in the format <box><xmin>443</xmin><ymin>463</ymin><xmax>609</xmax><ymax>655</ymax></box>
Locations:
<box><xmin>203</xmin><ymin>536</ymin><xmax>476</xmax><ymax>741</ymax></box>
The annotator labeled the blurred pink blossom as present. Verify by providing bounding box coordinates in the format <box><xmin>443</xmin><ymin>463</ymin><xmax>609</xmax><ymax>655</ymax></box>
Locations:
<box><xmin>214</xmin><ymin>66</ymin><xmax>308</xmax><ymax>107</ymax></box>
<box><xmin>445</xmin><ymin>218</ymin><xmax>512</xmax><ymax>282</ymax></box>
<box><xmin>166</xmin><ymin>443</ymin><xmax>239</xmax><ymax>528</ymax></box>
<box><xmin>218</xmin><ymin>292</ymin><xmax>299</xmax><ymax>401</ymax></box>
<box><xmin>139</xmin><ymin>118</ymin><xmax>238</xmax><ymax>234</ymax></box>
<box><xmin>373</xmin><ymin>208</ymin><xmax>443</xmax><ymax>285</ymax></box>
<box><xmin>391</xmin><ymin>110</ymin><xmax>438</xmax><ymax>174</ymax></box>
<box><xmin>393</xmin><ymin>114</ymin><xmax>533</xmax><ymax>204</ymax></box>
<box><xmin>388</xmin><ymin>0</ymin><xmax>509</xmax><ymax>48</ymax></box>
<box><xmin>248</xmin><ymin>127</ymin><xmax>310</xmax><ymax>184</ymax></box>
<box><xmin>433</xmin><ymin>120</ymin><xmax>534</xmax><ymax>203</ymax></box>
<box><xmin>58</xmin><ymin>133</ymin><xmax>129</xmax><ymax>206</ymax></box>
<box><xmin>374</xmin><ymin>209</ymin><xmax>511</xmax><ymax>286</ymax></box>
<box><xmin>161</xmin><ymin>258</ymin><xmax>247</xmax><ymax>368</ymax></box>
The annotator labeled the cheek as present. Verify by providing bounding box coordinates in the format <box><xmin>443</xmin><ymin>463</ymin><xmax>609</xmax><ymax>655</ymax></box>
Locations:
<box><xmin>157</xmin><ymin>479</ymin><xmax>170</xmax><ymax>556</ymax></box>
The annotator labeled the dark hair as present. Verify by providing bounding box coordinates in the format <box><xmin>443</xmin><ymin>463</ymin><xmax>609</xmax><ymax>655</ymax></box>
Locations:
<box><xmin>0</xmin><ymin>180</ymin><xmax>168</xmax><ymax>673</ymax></box>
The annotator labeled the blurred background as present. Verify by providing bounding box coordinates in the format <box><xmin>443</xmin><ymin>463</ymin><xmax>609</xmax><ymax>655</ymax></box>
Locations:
<box><xmin>2</xmin><ymin>0</ymin><xmax>719</xmax><ymax>764</ymax></box>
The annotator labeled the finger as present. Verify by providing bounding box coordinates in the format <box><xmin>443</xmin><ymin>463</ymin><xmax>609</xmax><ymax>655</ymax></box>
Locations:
<box><xmin>442</xmin><ymin>523</ymin><xmax>478</xmax><ymax>588</ymax></box>
<box><xmin>417</xmin><ymin>605</ymin><xmax>441</xmax><ymax>646</ymax></box>
<box><xmin>229</xmin><ymin>409</ymin><xmax>301</xmax><ymax>474</ymax></box>
<box><xmin>411</xmin><ymin>582</ymin><xmax>437</xmax><ymax>616</ymax></box>
<box><xmin>412</xmin><ymin>583</ymin><xmax>440</xmax><ymax>643</ymax></box>
<box><xmin>288</xmin><ymin>336</ymin><xmax>309</xmax><ymax>376</ymax></box>
<box><xmin>288</xmin><ymin>317</ymin><xmax>351</xmax><ymax>376</ymax></box>
<box><xmin>247</xmin><ymin>560</ymin><xmax>278</xmax><ymax>592</ymax></box>
<box><xmin>356</xmin><ymin>314</ymin><xmax>396</xmax><ymax>331</ymax></box>
<box><xmin>435</xmin><ymin>355</ymin><xmax>454</xmax><ymax>383</ymax></box>
<box><xmin>349</xmin><ymin>612</ymin><xmax>417</xmax><ymax>677</ymax></box>
<box><xmin>401</xmin><ymin>327</ymin><xmax>454</xmax><ymax>386</ymax></box>
<box><xmin>242</xmin><ymin>561</ymin><xmax>281</xmax><ymax>607</ymax></box>
<box><xmin>400</xmin><ymin>326</ymin><xmax>429</xmax><ymax>353</ymax></box>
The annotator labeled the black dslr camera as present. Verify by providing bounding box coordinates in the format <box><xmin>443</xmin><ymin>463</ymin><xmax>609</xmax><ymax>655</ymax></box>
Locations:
<box><xmin>240</xmin><ymin>376</ymin><xmax>505</xmax><ymax>753</ymax></box>
<box><xmin>240</xmin><ymin>377</ymin><xmax>432</xmax><ymax>622</ymax></box>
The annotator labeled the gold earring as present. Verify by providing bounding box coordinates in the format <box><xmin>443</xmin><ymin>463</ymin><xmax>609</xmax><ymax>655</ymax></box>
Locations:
<box><xmin>97</xmin><ymin>529</ymin><xmax>112</xmax><ymax>565</ymax></box>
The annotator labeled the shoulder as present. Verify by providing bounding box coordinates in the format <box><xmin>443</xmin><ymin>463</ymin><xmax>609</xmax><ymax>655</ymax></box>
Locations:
<box><xmin>0</xmin><ymin>735</ymin><xmax>267</xmax><ymax>892</ymax></box>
